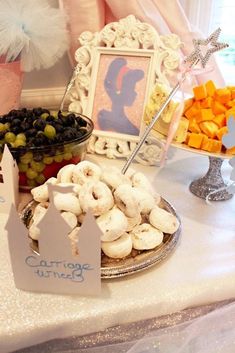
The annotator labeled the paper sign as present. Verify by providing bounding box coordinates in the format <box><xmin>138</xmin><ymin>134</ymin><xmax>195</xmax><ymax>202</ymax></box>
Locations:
<box><xmin>222</xmin><ymin>116</ymin><xmax>235</xmax><ymax>185</ymax></box>
<box><xmin>0</xmin><ymin>145</ymin><xmax>19</xmax><ymax>214</ymax></box>
<box><xmin>222</xmin><ymin>116</ymin><xmax>235</xmax><ymax>149</ymax></box>
<box><xmin>5</xmin><ymin>184</ymin><xmax>102</xmax><ymax>296</ymax></box>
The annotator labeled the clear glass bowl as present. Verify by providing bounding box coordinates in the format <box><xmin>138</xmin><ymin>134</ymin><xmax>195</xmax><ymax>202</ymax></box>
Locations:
<box><xmin>0</xmin><ymin>111</ymin><xmax>94</xmax><ymax>191</ymax></box>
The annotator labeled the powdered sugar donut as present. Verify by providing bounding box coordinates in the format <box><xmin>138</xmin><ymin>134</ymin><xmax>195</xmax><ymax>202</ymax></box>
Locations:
<box><xmin>72</xmin><ymin>161</ymin><xmax>102</xmax><ymax>185</ymax></box>
<box><xmin>131</xmin><ymin>172</ymin><xmax>153</xmax><ymax>192</ymax></box>
<box><xmin>132</xmin><ymin>187</ymin><xmax>155</xmax><ymax>214</ymax></box>
<box><xmin>130</xmin><ymin>223</ymin><xmax>163</xmax><ymax>250</ymax></box>
<box><xmin>31</xmin><ymin>177</ymin><xmax>57</xmax><ymax>203</ymax></box>
<box><xmin>97</xmin><ymin>208</ymin><xmax>128</xmax><ymax>242</ymax></box>
<box><xmin>77</xmin><ymin>213</ymin><xmax>86</xmax><ymax>224</ymax></box>
<box><xmin>53</xmin><ymin>193</ymin><xmax>82</xmax><ymax>216</ymax></box>
<box><xmin>57</xmin><ymin>164</ymin><xmax>75</xmax><ymax>183</ymax></box>
<box><xmin>102</xmin><ymin>233</ymin><xmax>132</xmax><ymax>259</ymax></box>
<box><xmin>149</xmin><ymin>206</ymin><xmax>179</xmax><ymax>234</ymax></box>
<box><xmin>131</xmin><ymin>172</ymin><xmax>161</xmax><ymax>204</ymax></box>
<box><xmin>61</xmin><ymin>211</ymin><xmax>78</xmax><ymax>229</ymax></box>
<box><xmin>126</xmin><ymin>213</ymin><xmax>142</xmax><ymax>232</ymax></box>
<box><xmin>29</xmin><ymin>203</ymin><xmax>47</xmax><ymax>240</ymax></box>
<box><xmin>101</xmin><ymin>166</ymin><xmax>131</xmax><ymax>190</ymax></box>
<box><xmin>114</xmin><ymin>184</ymin><xmax>140</xmax><ymax>218</ymax></box>
<box><xmin>79</xmin><ymin>181</ymin><xmax>114</xmax><ymax>216</ymax></box>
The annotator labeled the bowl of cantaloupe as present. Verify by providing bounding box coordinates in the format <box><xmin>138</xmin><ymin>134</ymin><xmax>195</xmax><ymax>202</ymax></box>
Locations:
<box><xmin>144</xmin><ymin>81</ymin><xmax>235</xmax><ymax>158</ymax></box>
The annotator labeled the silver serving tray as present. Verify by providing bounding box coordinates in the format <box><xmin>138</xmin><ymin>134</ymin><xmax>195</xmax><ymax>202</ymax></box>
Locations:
<box><xmin>21</xmin><ymin>198</ymin><xmax>181</xmax><ymax>279</ymax></box>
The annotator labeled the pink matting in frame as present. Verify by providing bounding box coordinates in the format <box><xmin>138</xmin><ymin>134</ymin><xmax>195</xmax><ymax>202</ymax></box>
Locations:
<box><xmin>91</xmin><ymin>52</ymin><xmax>152</xmax><ymax>138</ymax></box>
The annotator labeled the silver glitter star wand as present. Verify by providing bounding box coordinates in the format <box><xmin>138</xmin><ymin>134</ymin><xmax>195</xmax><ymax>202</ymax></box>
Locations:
<box><xmin>121</xmin><ymin>28</ymin><xmax>229</xmax><ymax>174</ymax></box>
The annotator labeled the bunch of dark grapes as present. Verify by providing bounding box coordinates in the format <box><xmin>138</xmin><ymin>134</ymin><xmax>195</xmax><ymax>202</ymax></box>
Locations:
<box><xmin>0</xmin><ymin>108</ymin><xmax>88</xmax><ymax>149</ymax></box>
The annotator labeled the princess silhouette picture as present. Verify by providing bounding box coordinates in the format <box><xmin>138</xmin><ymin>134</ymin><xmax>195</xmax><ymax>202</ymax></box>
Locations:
<box><xmin>90</xmin><ymin>50</ymin><xmax>153</xmax><ymax>138</ymax></box>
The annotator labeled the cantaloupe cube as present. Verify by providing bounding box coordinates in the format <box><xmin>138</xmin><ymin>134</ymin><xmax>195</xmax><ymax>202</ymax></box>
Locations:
<box><xmin>225</xmin><ymin>110</ymin><xmax>235</xmax><ymax>122</ymax></box>
<box><xmin>193</xmin><ymin>84</ymin><xmax>207</xmax><ymax>100</ymax></box>
<box><xmin>225</xmin><ymin>100</ymin><xmax>235</xmax><ymax>108</ymax></box>
<box><xmin>201</xmin><ymin>138</ymin><xmax>222</xmax><ymax>153</ymax></box>
<box><xmin>215</xmin><ymin>88</ymin><xmax>231</xmax><ymax>104</ymax></box>
<box><xmin>216</xmin><ymin>126</ymin><xmax>228</xmax><ymax>140</ymax></box>
<box><xmin>201</xmin><ymin>135</ymin><xmax>209</xmax><ymax>151</ymax></box>
<box><xmin>208</xmin><ymin>140</ymin><xmax>222</xmax><ymax>153</ymax></box>
<box><xmin>183</xmin><ymin>98</ymin><xmax>194</xmax><ymax>113</ymax></box>
<box><xmin>212</xmin><ymin>101</ymin><xmax>227</xmax><ymax>115</ymax></box>
<box><xmin>188</xmin><ymin>133</ymin><xmax>204</xmax><ymax>148</ymax></box>
<box><xmin>226</xmin><ymin>146</ymin><xmax>235</xmax><ymax>155</ymax></box>
<box><xmin>192</xmin><ymin>101</ymin><xmax>201</xmax><ymax>109</ymax></box>
<box><xmin>197</xmin><ymin>108</ymin><xmax>214</xmax><ymax>123</ymax></box>
<box><xmin>205</xmin><ymin>80</ymin><xmax>216</xmax><ymax>97</ymax></box>
<box><xmin>184</xmin><ymin>105</ymin><xmax>200</xmax><ymax>119</ymax></box>
<box><xmin>200</xmin><ymin>97</ymin><xmax>213</xmax><ymax>108</ymax></box>
<box><xmin>188</xmin><ymin>118</ymin><xmax>201</xmax><ymax>133</ymax></box>
<box><xmin>199</xmin><ymin>121</ymin><xmax>219</xmax><ymax>139</ymax></box>
<box><xmin>213</xmin><ymin>114</ymin><xmax>226</xmax><ymax>128</ymax></box>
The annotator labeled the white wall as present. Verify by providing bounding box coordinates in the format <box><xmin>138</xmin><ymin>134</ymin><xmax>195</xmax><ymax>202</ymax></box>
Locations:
<box><xmin>22</xmin><ymin>54</ymin><xmax>72</xmax><ymax>90</ymax></box>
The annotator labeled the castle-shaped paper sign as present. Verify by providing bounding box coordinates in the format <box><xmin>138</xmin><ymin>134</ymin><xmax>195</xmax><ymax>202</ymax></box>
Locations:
<box><xmin>5</xmin><ymin>184</ymin><xmax>102</xmax><ymax>296</ymax></box>
<box><xmin>222</xmin><ymin>116</ymin><xmax>235</xmax><ymax>184</ymax></box>
<box><xmin>0</xmin><ymin>144</ymin><xmax>19</xmax><ymax>214</ymax></box>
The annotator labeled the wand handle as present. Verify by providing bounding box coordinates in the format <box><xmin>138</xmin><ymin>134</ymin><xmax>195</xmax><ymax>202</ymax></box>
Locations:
<box><xmin>60</xmin><ymin>66</ymin><xmax>79</xmax><ymax>111</ymax></box>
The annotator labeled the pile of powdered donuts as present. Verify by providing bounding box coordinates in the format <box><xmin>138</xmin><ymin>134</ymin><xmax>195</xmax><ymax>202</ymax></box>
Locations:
<box><xmin>29</xmin><ymin>161</ymin><xmax>180</xmax><ymax>259</ymax></box>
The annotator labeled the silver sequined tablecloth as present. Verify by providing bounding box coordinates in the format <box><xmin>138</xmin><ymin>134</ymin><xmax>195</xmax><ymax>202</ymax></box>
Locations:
<box><xmin>13</xmin><ymin>299</ymin><xmax>235</xmax><ymax>353</ymax></box>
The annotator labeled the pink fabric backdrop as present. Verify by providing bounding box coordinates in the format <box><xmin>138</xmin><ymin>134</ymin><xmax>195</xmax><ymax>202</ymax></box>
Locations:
<box><xmin>59</xmin><ymin>0</ymin><xmax>225</xmax><ymax>87</ymax></box>
<box><xmin>0</xmin><ymin>59</ymin><xmax>23</xmax><ymax>115</ymax></box>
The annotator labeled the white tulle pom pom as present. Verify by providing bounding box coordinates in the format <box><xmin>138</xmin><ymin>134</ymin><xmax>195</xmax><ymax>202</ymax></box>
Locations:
<box><xmin>0</xmin><ymin>0</ymin><xmax>69</xmax><ymax>71</ymax></box>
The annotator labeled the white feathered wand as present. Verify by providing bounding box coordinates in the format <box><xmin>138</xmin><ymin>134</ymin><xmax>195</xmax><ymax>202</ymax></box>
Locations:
<box><xmin>0</xmin><ymin>0</ymin><xmax>69</xmax><ymax>71</ymax></box>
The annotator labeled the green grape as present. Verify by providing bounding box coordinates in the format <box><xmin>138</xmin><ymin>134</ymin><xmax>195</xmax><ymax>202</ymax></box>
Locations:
<box><xmin>5</xmin><ymin>132</ymin><xmax>16</xmax><ymax>143</ymax></box>
<box><xmin>20</xmin><ymin>152</ymin><xmax>33</xmax><ymax>164</ymax></box>
<box><xmin>63</xmin><ymin>152</ymin><xmax>72</xmax><ymax>161</ymax></box>
<box><xmin>44</xmin><ymin>124</ymin><xmax>56</xmax><ymax>139</ymax></box>
<box><xmin>27</xmin><ymin>179</ymin><xmax>37</xmax><ymax>187</ymax></box>
<box><xmin>64</xmin><ymin>145</ymin><xmax>72</xmax><ymax>153</ymax></box>
<box><xmin>30</xmin><ymin>160</ymin><xmax>45</xmax><ymax>172</ymax></box>
<box><xmin>72</xmin><ymin>146</ymin><xmax>82</xmax><ymax>157</ymax></box>
<box><xmin>0</xmin><ymin>123</ymin><xmax>6</xmax><ymax>131</ymax></box>
<box><xmin>18</xmin><ymin>162</ymin><xmax>28</xmax><ymax>172</ymax></box>
<box><xmin>54</xmin><ymin>154</ymin><xmax>63</xmax><ymax>163</ymax></box>
<box><xmin>26</xmin><ymin>168</ymin><xmax>38</xmax><ymax>180</ymax></box>
<box><xmin>14</xmin><ymin>139</ymin><xmax>26</xmax><ymax>148</ymax></box>
<box><xmin>4</xmin><ymin>123</ymin><xmax>10</xmax><ymax>129</ymax></box>
<box><xmin>41</xmin><ymin>113</ymin><xmax>49</xmax><ymax>120</ymax></box>
<box><xmin>36</xmin><ymin>174</ymin><xmax>46</xmax><ymax>184</ymax></box>
<box><xmin>43</xmin><ymin>156</ymin><xmax>53</xmax><ymax>164</ymax></box>
<box><xmin>50</xmin><ymin>111</ymin><xmax>58</xmax><ymax>118</ymax></box>
<box><xmin>16</xmin><ymin>133</ymin><xmax>26</xmax><ymax>141</ymax></box>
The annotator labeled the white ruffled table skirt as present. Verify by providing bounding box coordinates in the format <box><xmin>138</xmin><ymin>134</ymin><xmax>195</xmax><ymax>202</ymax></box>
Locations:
<box><xmin>1</xmin><ymin>149</ymin><xmax>235</xmax><ymax>353</ymax></box>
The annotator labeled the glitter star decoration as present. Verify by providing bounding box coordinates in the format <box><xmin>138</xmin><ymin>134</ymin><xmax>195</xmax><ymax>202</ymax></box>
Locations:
<box><xmin>185</xmin><ymin>28</ymin><xmax>229</xmax><ymax>67</ymax></box>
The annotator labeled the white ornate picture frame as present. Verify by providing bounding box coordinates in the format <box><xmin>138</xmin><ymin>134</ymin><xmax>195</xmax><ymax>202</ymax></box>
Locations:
<box><xmin>68</xmin><ymin>15</ymin><xmax>182</xmax><ymax>165</ymax></box>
